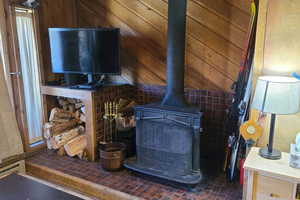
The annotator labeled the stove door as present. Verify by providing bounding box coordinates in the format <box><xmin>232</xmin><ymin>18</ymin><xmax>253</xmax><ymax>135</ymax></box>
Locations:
<box><xmin>136</xmin><ymin>110</ymin><xmax>193</xmax><ymax>176</ymax></box>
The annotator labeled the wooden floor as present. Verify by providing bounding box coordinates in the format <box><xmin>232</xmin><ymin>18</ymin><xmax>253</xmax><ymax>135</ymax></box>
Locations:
<box><xmin>26</xmin><ymin>162</ymin><xmax>140</xmax><ymax>200</ymax></box>
<box><xmin>0</xmin><ymin>173</ymin><xmax>95</xmax><ymax>200</ymax></box>
<box><xmin>26</xmin><ymin>150</ymin><xmax>242</xmax><ymax>200</ymax></box>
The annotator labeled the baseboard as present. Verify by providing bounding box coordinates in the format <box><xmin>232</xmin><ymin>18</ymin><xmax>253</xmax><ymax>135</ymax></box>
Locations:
<box><xmin>0</xmin><ymin>160</ymin><xmax>25</xmax><ymax>178</ymax></box>
<box><xmin>26</xmin><ymin>162</ymin><xmax>143</xmax><ymax>200</ymax></box>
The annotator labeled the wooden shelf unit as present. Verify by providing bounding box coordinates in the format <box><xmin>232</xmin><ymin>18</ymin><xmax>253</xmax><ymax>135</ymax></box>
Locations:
<box><xmin>41</xmin><ymin>85</ymin><xmax>98</xmax><ymax>161</ymax></box>
<box><xmin>41</xmin><ymin>85</ymin><xmax>134</xmax><ymax>161</ymax></box>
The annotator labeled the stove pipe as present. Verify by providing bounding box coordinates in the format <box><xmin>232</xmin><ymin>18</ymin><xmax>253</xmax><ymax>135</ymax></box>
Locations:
<box><xmin>161</xmin><ymin>0</ymin><xmax>188</xmax><ymax>107</ymax></box>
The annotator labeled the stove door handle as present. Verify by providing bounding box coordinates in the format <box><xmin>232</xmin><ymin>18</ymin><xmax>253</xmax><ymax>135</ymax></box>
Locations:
<box><xmin>166</xmin><ymin>118</ymin><xmax>203</xmax><ymax>134</ymax></box>
<box><xmin>136</xmin><ymin>116</ymin><xmax>201</xmax><ymax>132</ymax></box>
<box><xmin>166</xmin><ymin>117</ymin><xmax>190</xmax><ymax>127</ymax></box>
<box><xmin>138</xmin><ymin>116</ymin><xmax>191</xmax><ymax>127</ymax></box>
<box><xmin>136</xmin><ymin>116</ymin><xmax>164</xmax><ymax>120</ymax></box>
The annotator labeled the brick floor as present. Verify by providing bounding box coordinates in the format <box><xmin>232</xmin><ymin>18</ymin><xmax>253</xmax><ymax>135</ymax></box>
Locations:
<box><xmin>27</xmin><ymin>151</ymin><xmax>242</xmax><ymax>200</ymax></box>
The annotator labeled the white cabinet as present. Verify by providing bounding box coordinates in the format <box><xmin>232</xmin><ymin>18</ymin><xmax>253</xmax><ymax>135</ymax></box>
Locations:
<box><xmin>243</xmin><ymin>148</ymin><xmax>300</xmax><ymax>200</ymax></box>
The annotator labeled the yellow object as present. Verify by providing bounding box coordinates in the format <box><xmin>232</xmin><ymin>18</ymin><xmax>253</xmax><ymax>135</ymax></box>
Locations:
<box><xmin>240</xmin><ymin>120</ymin><xmax>263</xmax><ymax>141</ymax></box>
<box><xmin>251</xmin><ymin>2</ymin><xmax>256</xmax><ymax>16</ymax></box>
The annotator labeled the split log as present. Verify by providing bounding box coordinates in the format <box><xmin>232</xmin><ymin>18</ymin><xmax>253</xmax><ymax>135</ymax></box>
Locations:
<box><xmin>46</xmin><ymin>139</ymin><xmax>53</xmax><ymax>150</ymax></box>
<box><xmin>124</xmin><ymin>101</ymin><xmax>137</xmax><ymax>109</ymax></box>
<box><xmin>80</xmin><ymin>113</ymin><xmax>86</xmax><ymax>123</ymax></box>
<box><xmin>75</xmin><ymin>103</ymin><xmax>84</xmax><ymax>110</ymax></box>
<box><xmin>74</xmin><ymin>110</ymin><xmax>81</xmax><ymax>120</ymax></box>
<box><xmin>58</xmin><ymin>98</ymin><xmax>83</xmax><ymax>110</ymax></box>
<box><xmin>50</xmin><ymin>126</ymin><xmax>84</xmax><ymax>149</ymax></box>
<box><xmin>77</xmin><ymin>150</ymin><xmax>88</xmax><ymax>160</ymax></box>
<box><xmin>57</xmin><ymin>98</ymin><xmax>69</xmax><ymax>106</ymax></box>
<box><xmin>119</xmin><ymin>101</ymin><xmax>137</xmax><ymax>113</ymax></box>
<box><xmin>44</xmin><ymin>119</ymin><xmax>79</xmax><ymax>139</ymax></box>
<box><xmin>64</xmin><ymin>135</ymin><xmax>87</xmax><ymax>157</ymax></box>
<box><xmin>129</xmin><ymin>116</ymin><xmax>136</xmax><ymax>127</ymax></box>
<box><xmin>62</xmin><ymin>105</ymin><xmax>69</xmax><ymax>111</ymax></box>
<box><xmin>51</xmin><ymin>118</ymin><xmax>71</xmax><ymax>123</ymax></box>
<box><xmin>67</xmin><ymin>98</ymin><xmax>78</xmax><ymax>104</ymax></box>
<box><xmin>116</xmin><ymin>115</ymin><xmax>136</xmax><ymax>131</ymax></box>
<box><xmin>57</xmin><ymin>147</ymin><xmax>66</xmax><ymax>156</ymax></box>
<box><xmin>49</xmin><ymin>108</ymin><xmax>75</xmax><ymax>122</ymax></box>
<box><xmin>119</xmin><ymin>98</ymin><xmax>131</xmax><ymax>108</ymax></box>
<box><xmin>68</xmin><ymin>104</ymin><xmax>76</xmax><ymax>113</ymax></box>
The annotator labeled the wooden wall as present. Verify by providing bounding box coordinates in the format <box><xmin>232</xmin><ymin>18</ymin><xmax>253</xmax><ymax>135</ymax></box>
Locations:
<box><xmin>76</xmin><ymin>0</ymin><xmax>251</xmax><ymax>91</ymax></box>
<box><xmin>0</xmin><ymin>30</ymin><xmax>24</xmax><ymax>161</ymax></box>
<box><xmin>39</xmin><ymin>0</ymin><xmax>78</xmax><ymax>82</ymax></box>
<box><xmin>253</xmin><ymin>0</ymin><xmax>300</xmax><ymax>152</ymax></box>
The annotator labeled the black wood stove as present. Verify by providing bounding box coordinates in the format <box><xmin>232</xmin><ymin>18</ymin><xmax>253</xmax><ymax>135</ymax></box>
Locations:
<box><xmin>124</xmin><ymin>0</ymin><xmax>203</xmax><ymax>185</ymax></box>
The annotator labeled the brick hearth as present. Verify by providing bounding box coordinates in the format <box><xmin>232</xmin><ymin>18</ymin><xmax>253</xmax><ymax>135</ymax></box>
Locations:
<box><xmin>26</xmin><ymin>150</ymin><xmax>242</xmax><ymax>200</ymax></box>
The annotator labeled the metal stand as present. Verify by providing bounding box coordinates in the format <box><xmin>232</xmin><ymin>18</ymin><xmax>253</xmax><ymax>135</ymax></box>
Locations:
<box><xmin>64</xmin><ymin>74</ymin><xmax>79</xmax><ymax>86</ymax></box>
<box><xmin>87</xmin><ymin>74</ymin><xmax>95</xmax><ymax>84</ymax></box>
<box><xmin>100</xmin><ymin>101</ymin><xmax>119</xmax><ymax>144</ymax></box>
<box><xmin>259</xmin><ymin>114</ymin><xmax>281</xmax><ymax>160</ymax></box>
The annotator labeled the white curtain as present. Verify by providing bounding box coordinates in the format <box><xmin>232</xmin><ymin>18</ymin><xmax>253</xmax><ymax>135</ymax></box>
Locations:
<box><xmin>0</xmin><ymin>0</ymin><xmax>7</xmax><ymax>84</ymax></box>
<box><xmin>16</xmin><ymin>13</ymin><xmax>43</xmax><ymax>144</ymax></box>
<box><xmin>0</xmin><ymin>29</ymin><xmax>6</xmax><ymax>81</ymax></box>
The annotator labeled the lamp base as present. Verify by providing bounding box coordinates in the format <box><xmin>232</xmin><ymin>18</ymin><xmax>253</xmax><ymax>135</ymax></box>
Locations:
<box><xmin>259</xmin><ymin>147</ymin><xmax>281</xmax><ymax>160</ymax></box>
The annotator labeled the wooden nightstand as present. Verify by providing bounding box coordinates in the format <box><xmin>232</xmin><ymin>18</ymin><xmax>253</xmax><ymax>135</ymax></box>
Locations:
<box><xmin>243</xmin><ymin>147</ymin><xmax>300</xmax><ymax>200</ymax></box>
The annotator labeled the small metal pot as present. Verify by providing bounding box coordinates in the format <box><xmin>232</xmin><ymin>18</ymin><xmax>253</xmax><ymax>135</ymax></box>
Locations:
<box><xmin>99</xmin><ymin>143</ymin><xmax>126</xmax><ymax>171</ymax></box>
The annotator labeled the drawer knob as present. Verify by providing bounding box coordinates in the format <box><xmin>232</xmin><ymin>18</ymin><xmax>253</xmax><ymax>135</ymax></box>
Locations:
<box><xmin>270</xmin><ymin>193</ymin><xmax>280</xmax><ymax>198</ymax></box>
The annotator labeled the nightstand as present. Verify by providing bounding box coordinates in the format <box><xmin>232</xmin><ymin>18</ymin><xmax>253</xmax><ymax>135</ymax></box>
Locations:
<box><xmin>243</xmin><ymin>147</ymin><xmax>300</xmax><ymax>200</ymax></box>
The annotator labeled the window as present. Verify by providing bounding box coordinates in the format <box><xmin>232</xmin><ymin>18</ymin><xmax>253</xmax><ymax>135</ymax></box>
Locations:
<box><xmin>15</xmin><ymin>7</ymin><xmax>43</xmax><ymax>145</ymax></box>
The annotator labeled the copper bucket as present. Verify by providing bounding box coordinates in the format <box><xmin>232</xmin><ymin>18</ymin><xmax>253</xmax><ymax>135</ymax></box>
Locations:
<box><xmin>99</xmin><ymin>143</ymin><xmax>126</xmax><ymax>171</ymax></box>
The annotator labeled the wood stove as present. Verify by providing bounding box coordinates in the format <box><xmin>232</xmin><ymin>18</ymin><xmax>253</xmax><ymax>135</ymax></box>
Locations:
<box><xmin>124</xmin><ymin>0</ymin><xmax>203</xmax><ymax>184</ymax></box>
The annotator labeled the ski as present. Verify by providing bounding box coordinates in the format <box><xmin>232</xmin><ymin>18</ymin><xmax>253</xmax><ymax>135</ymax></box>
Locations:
<box><xmin>225</xmin><ymin>0</ymin><xmax>259</xmax><ymax>181</ymax></box>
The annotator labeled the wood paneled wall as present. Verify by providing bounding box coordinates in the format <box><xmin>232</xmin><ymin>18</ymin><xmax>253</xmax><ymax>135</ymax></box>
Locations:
<box><xmin>76</xmin><ymin>0</ymin><xmax>251</xmax><ymax>91</ymax></box>
<box><xmin>252</xmin><ymin>0</ymin><xmax>300</xmax><ymax>153</ymax></box>
<box><xmin>39</xmin><ymin>0</ymin><xmax>78</xmax><ymax>82</ymax></box>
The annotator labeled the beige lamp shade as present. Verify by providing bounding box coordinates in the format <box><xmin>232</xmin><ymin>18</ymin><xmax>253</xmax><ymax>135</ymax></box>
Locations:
<box><xmin>252</xmin><ymin>76</ymin><xmax>300</xmax><ymax>115</ymax></box>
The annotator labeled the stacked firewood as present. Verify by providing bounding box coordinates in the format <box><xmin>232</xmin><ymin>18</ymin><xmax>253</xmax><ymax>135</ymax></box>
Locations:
<box><xmin>115</xmin><ymin>98</ymin><xmax>136</xmax><ymax>131</ymax></box>
<box><xmin>57</xmin><ymin>97</ymin><xmax>86</xmax><ymax>123</ymax></box>
<box><xmin>44</xmin><ymin>97</ymin><xmax>87</xmax><ymax>160</ymax></box>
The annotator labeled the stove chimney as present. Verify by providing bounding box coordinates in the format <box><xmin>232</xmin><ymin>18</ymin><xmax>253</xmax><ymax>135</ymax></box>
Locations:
<box><xmin>124</xmin><ymin>1</ymin><xmax>203</xmax><ymax>184</ymax></box>
<box><xmin>161</xmin><ymin>0</ymin><xmax>188</xmax><ymax>107</ymax></box>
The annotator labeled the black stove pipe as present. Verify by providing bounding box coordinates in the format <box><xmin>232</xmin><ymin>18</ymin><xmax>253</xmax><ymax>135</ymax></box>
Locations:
<box><xmin>161</xmin><ymin>0</ymin><xmax>188</xmax><ymax>107</ymax></box>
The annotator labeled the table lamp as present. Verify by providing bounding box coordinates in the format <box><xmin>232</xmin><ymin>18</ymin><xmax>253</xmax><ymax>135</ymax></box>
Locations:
<box><xmin>252</xmin><ymin>76</ymin><xmax>300</xmax><ymax>160</ymax></box>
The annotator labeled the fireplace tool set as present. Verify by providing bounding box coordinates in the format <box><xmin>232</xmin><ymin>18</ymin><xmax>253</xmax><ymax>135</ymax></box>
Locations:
<box><xmin>101</xmin><ymin>101</ymin><xmax>119</xmax><ymax>144</ymax></box>
<box><xmin>99</xmin><ymin>101</ymin><xmax>126</xmax><ymax>171</ymax></box>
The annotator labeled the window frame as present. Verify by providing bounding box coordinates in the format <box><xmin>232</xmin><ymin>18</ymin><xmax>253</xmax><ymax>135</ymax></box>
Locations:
<box><xmin>2</xmin><ymin>2</ymin><xmax>46</xmax><ymax>152</ymax></box>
